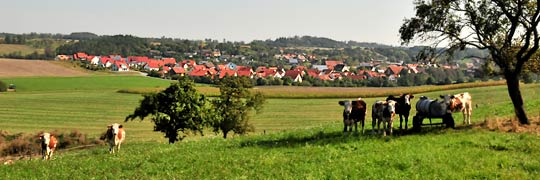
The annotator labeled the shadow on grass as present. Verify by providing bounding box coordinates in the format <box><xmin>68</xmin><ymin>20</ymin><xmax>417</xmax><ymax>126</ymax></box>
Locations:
<box><xmin>239</xmin><ymin>123</ymin><xmax>466</xmax><ymax>149</ymax></box>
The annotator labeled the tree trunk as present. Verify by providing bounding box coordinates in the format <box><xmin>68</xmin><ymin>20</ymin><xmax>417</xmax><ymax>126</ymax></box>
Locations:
<box><xmin>505</xmin><ymin>72</ymin><xmax>530</xmax><ymax>124</ymax></box>
<box><xmin>223</xmin><ymin>131</ymin><xmax>228</xmax><ymax>139</ymax></box>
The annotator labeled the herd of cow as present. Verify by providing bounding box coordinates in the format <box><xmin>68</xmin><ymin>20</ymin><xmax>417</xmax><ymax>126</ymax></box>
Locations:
<box><xmin>38</xmin><ymin>123</ymin><xmax>126</xmax><ymax>160</ymax></box>
<box><xmin>339</xmin><ymin>92</ymin><xmax>473</xmax><ymax>136</ymax></box>
<box><xmin>36</xmin><ymin>93</ymin><xmax>471</xmax><ymax>160</ymax></box>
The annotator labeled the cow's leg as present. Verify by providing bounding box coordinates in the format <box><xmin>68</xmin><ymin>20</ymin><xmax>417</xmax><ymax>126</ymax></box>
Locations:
<box><xmin>360</xmin><ymin>118</ymin><xmax>365</xmax><ymax>135</ymax></box>
<box><xmin>466</xmin><ymin>106</ymin><xmax>472</xmax><ymax>125</ymax></box>
<box><xmin>399</xmin><ymin>115</ymin><xmax>403</xmax><ymax>131</ymax></box>
<box><xmin>404</xmin><ymin>114</ymin><xmax>409</xmax><ymax>130</ymax></box>
<box><xmin>371</xmin><ymin>116</ymin><xmax>377</xmax><ymax>135</ymax></box>
<box><xmin>389</xmin><ymin>118</ymin><xmax>394</xmax><ymax>136</ymax></box>
<box><xmin>382</xmin><ymin>118</ymin><xmax>387</xmax><ymax>137</ymax></box>
<box><xmin>343</xmin><ymin>119</ymin><xmax>347</xmax><ymax>133</ymax></box>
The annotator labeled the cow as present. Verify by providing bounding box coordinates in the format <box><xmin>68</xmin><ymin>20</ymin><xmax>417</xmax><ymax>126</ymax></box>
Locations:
<box><xmin>386</xmin><ymin>93</ymin><xmax>414</xmax><ymax>131</ymax></box>
<box><xmin>39</xmin><ymin>132</ymin><xmax>57</xmax><ymax>160</ymax></box>
<box><xmin>103</xmin><ymin>123</ymin><xmax>126</xmax><ymax>154</ymax></box>
<box><xmin>338</xmin><ymin>98</ymin><xmax>367</xmax><ymax>134</ymax></box>
<box><xmin>371</xmin><ymin>100</ymin><xmax>397</xmax><ymax>136</ymax></box>
<box><xmin>442</xmin><ymin>92</ymin><xmax>473</xmax><ymax>125</ymax></box>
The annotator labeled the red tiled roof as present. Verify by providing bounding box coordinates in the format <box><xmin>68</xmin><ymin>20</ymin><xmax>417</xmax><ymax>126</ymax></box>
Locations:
<box><xmin>387</xmin><ymin>65</ymin><xmax>404</xmax><ymax>75</ymax></box>
<box><xmin>284</xmin><ymin>70</ymin><xmax>302</xmax><ymax>78</ymax></box>
<box><xmin>100</xmin><ymin>57</ymin><xmax>112</xmax><ymax>64</ymax></box>
<box><xmin>237</xmin><ymin>70</ymin><xmax>252</xmax><ymax>77</ymax></box>
<box><xmin>219</xmin><ymin>69</ymin><xmax>237</xmax><ymax>78</ymax></box>
<box><xmin>74</xmin><ymin>52</ymin><xmax>88</xmax><ymax>59</ymax></box>
<box><xmin>306</xmin><ymin>69</ymin><xmax>319</xmax><ymax>78</ymax></box>
<box><xmin>162</xmin><ymin>58</ymin><xmax>176</xmax><ymax>65</ymax></box>
<box><xmin>189</xmin><ymin>69</ymin><xmax>208</xmax><ymax>77</ymax></box>
<box><xmin>325</xmin><ymin>60</ymin><xmax>343</xmax><ymax>69</ymax></box>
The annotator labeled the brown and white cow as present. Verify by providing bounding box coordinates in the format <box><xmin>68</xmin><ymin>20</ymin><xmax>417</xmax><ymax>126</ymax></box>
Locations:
<box><xmin>339</xmin><ymin>98</ymin><xmax>367</xmax><ymax>134</ymax></box>
<box><xmin>39</xmin><ymin>132</ymin><xmax>57</xmax><ymax>160</ymax></box>
<box><xmin>371</xmin><ymin>100</ymin><xmax>398</xmax><ymax>136</ymax></box>
<box><xmin>104</xmin><ymin>123</ymin><xmax>126</xmax><ymax>154</ymax></box>
<box><xmin>441</xmin><ymin>92</ymin><xmax>473</xmax><ymax>125</ymax></box>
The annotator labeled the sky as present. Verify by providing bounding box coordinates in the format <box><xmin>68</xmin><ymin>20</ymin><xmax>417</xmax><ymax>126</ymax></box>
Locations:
<box><xmin>1</xmin><ymin>0</ymin><xmax>417</xmax><ymax>45</ymax></box>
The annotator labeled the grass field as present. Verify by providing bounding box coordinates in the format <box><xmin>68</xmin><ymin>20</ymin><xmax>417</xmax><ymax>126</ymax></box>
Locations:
<box><xmin>0</xmin><ymin>44</ymin><xmax>42</xmax><ymax>55</ymax></box>
<box><xmin>1</xmin><ymin>75</ymin><xmax>540</xmax><ymax>179</ymax></box>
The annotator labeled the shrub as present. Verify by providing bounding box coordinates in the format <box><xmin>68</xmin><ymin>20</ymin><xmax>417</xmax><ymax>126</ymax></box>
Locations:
<box><xmin>0</xmin><ymin>80</ymin><xmax>7</xmax><ymax>92</ymax></box>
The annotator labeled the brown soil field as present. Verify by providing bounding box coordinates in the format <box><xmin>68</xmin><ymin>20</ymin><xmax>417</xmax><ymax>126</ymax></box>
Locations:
<box><xmin>0</xmin><ymin>58</ymin><xmax>89</xmax><ymax>77</ymax></box>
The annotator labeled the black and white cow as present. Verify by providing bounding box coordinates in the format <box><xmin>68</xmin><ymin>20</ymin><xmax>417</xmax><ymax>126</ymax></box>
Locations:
<box><xmin>386</xmin><ymin>93</ymin><xmax>414</xmax><ymax>131</ymax></box>
<box><xmin>372</xmin><ymin>100</ymin><xmax>398</xmax><ymax>136</ymax></box>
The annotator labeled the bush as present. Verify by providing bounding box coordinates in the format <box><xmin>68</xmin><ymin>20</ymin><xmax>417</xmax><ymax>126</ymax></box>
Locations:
<box><xmin>0</xmin><ymin>80</ymin><xmax>7</xmax><ymax>92</ymax></box>
<box><xmin>0</xmin><ymin>130</ymin><xmax>99</xmax><ymax>157</ymax></box>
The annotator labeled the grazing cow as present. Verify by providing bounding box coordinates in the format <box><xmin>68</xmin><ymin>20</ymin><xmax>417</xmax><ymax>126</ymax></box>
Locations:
<box><xmin>372</xmin><ymin>100</ymin><xmax>397</xmax><ymax>136</ymax></box>
<box><xmin>442</xmin><ymin>92</ymin><xmax>473</xmax><ymax>125</ymax></box>
<box><xmin>386</xmin><ymin>93</ymin><xmax>414</xmax><ymax>131</ymax></box>
<box><xmin>39</xmin><ymin>133</ymin><xmax>57</xmax><ymax>160</ymax></box>
<box><xmin>338</xmin><ymin>98</ymin><xmax>368</xmax><ymax>134</ymax></box>
<box><xmin>104</xmin><ymin>123</ymin><xmax>126</xmax><ymax>154</ymax></box>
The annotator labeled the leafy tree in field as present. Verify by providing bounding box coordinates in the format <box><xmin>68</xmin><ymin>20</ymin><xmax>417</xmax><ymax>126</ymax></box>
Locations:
<box><xmin>211</xmin><ymin>77</ymin><xmax>265</xmax><ymax>139</ymax></box>
<box><xmin>125</xmin><ymin>77</ymin><xmax>210</xmax><ymax>143</ymax></box>
<box><xmin>400</xmin><ymin>0</ymin><xmax>540</xmax><ymax>124</ymax></box>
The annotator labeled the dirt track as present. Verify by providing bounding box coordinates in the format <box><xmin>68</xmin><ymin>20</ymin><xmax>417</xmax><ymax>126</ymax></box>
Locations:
<box><xmin>0</xmin><ymin>58</ymin><xmax>89</xmax><ymax>77</ymax></box>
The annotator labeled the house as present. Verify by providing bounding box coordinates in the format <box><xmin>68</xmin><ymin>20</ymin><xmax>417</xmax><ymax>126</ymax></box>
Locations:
<box><xmin>306</xmin><ymin>69</ymin><xmax>320</xmax><ymax>78</ymax></box>
<box><xmin>162</xmin><ymin>58</ymin><xmax>176</xmax><ymax>65</ymax></box>
<box><xmin>144</xmin><ymin>60</ymin><xmax>164</xmax><ymax>71</ymax></box>
<box><xmin>73</xmin><ymin>52</ymin><xmax>88</xmax><ymax>60</ymax></box>
<box><xmin>219</xmin><ymin>68</ymin><xmax>237</xmax><ymax>79</ymax></box>
<box><xmin>189</xmin><ymin>69</ymin><xmax>211</xmax><ymax>77</ymax></box>
<box><xmin>325</xmin><ymin>60</ymin><xmax>343</xmax><ymax>70</ymax></box>
<box><xmin>311</xmin><ymin>65</ymin><xmax>329</xmax><ymax>72</ymax></box>
<box><xmin>385</xmin><ymin>65</ymin><xmax>405</xmax><ymax>81</ymax></box>
<box><xmin>111</xmin><ymin>60</ymin><xmax>129</xmax><ymax>71</ymax></box>
<box><xmin>101</xmin><ymin>56</ymin><xmax>113</xmax><ymax>67</ymax></box>
<box><xmin>288</xmin><ymin>58</ymin><xmax>299</xmax><ymax>65</ymax></box>
<box><xmin>55</xmin><ymin>55</ymin><xmax>71</xmax><ymax>61</ymax></box>
<box><xmin>283</xmin><ymin>70</ymin><xmax>303</xmax><ymax>83</ymax></box>
<box><xmin>181</xmin><ymin>60</ymin><xmax>196</xmax><ymax>69</ymax></box>
<box><xmin>224</xmin><ymin>62</ymin><xmax>238</xmax><ymax>70</ymax></box>
<box><xmin>333</xmin><ymin>64</ymin><xmax>350</xmax><ymax>72</ymax></box>
<box><xmin>88</xmin><ymin>56</ymin><xmax>100</xmax><ymax>65</ymax></box>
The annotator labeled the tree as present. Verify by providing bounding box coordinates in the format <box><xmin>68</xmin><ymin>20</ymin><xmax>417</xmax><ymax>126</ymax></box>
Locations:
<box><xmin>125</xmin><ymin>77</ymin><xmax>210</xmax><ymax>143</ymax></box>
<box><xmin>211</xmin><ymin>77</ymin><xmax>265</xmax><ymax>139</ymax></box>
<box><xmin>400</xmin><ymin>0</ymin><xmax>540</xmax><ymax>124</ymax></box>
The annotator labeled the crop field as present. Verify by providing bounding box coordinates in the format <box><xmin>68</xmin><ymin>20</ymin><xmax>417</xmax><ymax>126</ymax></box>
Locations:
<box><xmin>0</xmin><ymin>44</ymin><xmax>40</xmax><ymax>56</ymax></box>
<box><xmin>1</xmin><ymin>74</ymin><xmax>540</xmax><ymax>179</ymax></box>
<box><xmin>0</xmin><ymin>59</ymin><xmax>89</xmax><ymax>77</ymax></box>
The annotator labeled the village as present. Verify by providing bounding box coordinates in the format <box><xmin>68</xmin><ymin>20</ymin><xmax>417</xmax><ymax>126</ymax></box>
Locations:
<box><xmin>56</xmin><ymin>52</ymin><xmax>481</xmax><ymax>86</ymax></box>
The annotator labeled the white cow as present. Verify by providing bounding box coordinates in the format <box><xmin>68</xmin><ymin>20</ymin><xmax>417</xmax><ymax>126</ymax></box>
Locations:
<box><xmin>104</xmin><ymin>123</ymin><xmax>126</xmax><ymax>153</ymax></box>
<box><xmin>39</xmin><ymin>133</ymin><xmax>57</xmax><ymax>160</ymax></box>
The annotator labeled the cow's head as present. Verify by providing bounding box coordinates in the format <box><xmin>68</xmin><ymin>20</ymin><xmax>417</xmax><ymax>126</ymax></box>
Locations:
<box><xmin>386</xmin><ymin>100</ymin><xmax>397</xmax><ymax>114</ymax></box>
<box><xmin>107</xmin><ymin>123</ymin><xmax>122</xmax><ymax>139</ymax></box>
<box><xmin>338</xmin><ymin>100</ymin><xmax>352</xmax><ymax>115</ymax></box>
<box><xmin>403</xmin><ymin>93</ymin><xmax>414</xmax><ymax>105</ymax></box>
<box><xmin>39</xmin><ymin>133</ymin><xmax>51</xmax><ymax>148</ymax></box>
<box><xmin>440</xmin><ymin>94</ymin><xmax>455</xmax><ymax>111</ymax></box>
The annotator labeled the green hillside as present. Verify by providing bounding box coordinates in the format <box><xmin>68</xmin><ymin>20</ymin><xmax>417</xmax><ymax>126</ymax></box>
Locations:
<box><xmin>0</xmin><ymin>75</ymin><xmax>539</xmax><ymax>179</ymax></box>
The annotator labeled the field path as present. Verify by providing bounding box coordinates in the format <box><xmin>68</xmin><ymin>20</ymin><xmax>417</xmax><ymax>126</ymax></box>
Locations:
<box><xmin>0</xmin><ymin>58</ymin><xmax>89</xmax><ymax>77</ymax></box>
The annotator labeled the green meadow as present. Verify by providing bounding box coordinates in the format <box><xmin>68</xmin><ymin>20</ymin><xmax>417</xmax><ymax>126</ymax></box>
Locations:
<box><xmin>1</xmin><ymin>75</ymin><xmax>540</xmax><ymax>179</ymax></box>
